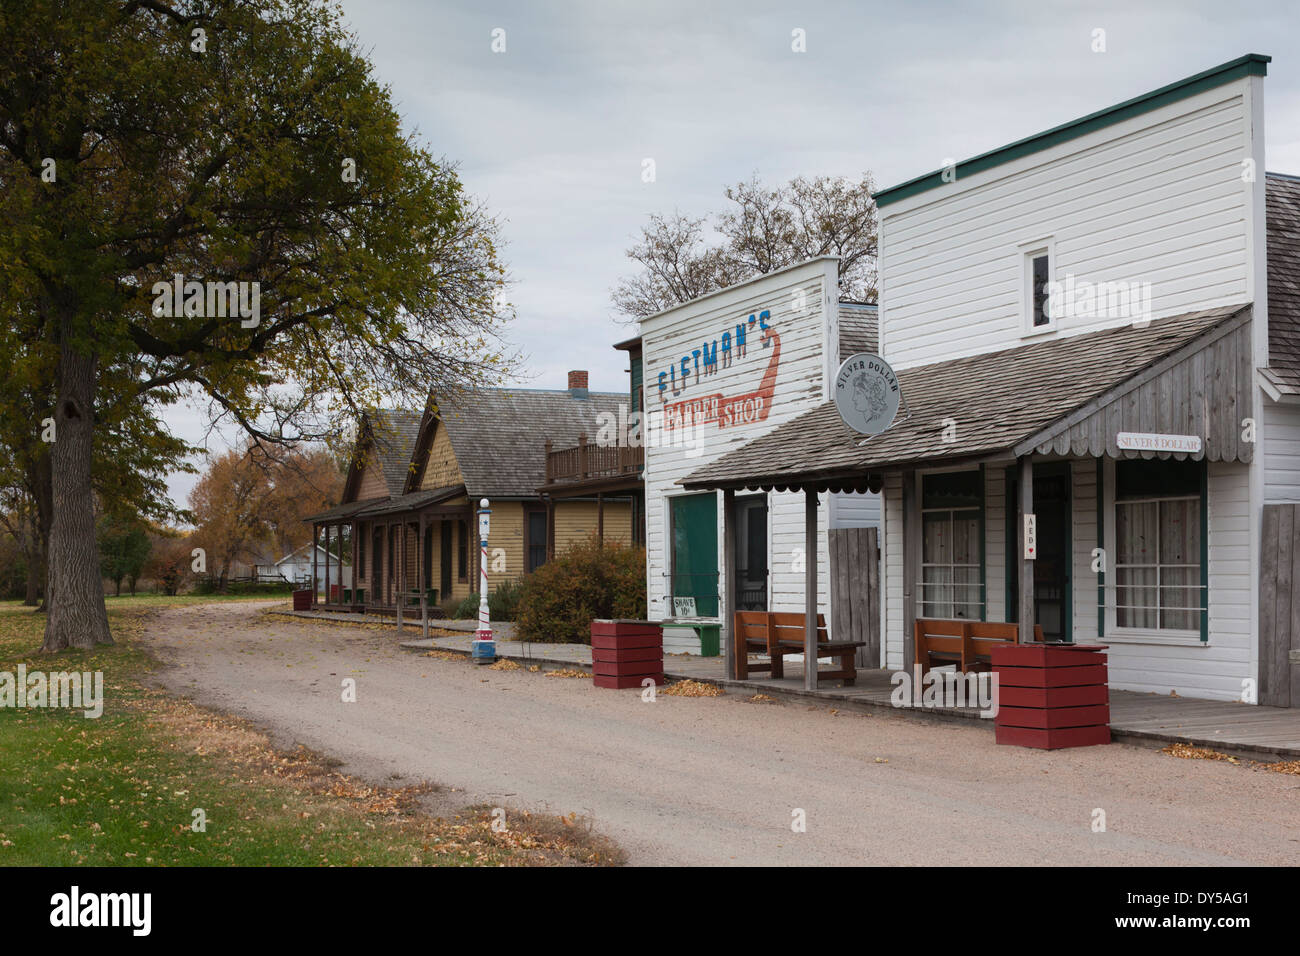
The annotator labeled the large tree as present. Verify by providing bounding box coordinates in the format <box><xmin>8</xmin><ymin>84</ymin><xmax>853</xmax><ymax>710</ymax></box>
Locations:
<box><xmin>612</xmin><ymin>172</ymin><xmax>879</xmax><ymax>318</ymax></box>
<box><xmin>0</xmin><ymin>1</ymin><xmax>512</xmax><ymax>651</ymax></box>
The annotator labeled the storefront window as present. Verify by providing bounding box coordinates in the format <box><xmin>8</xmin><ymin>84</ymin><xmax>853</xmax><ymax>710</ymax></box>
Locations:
<box><xmin>1114</xmin><ymin>459</ymin><xmax>1203</xmax><ymax>632</ymax></box>
<box><xmin>920</xmin><ymin>471</ymin><xmax>983</xmax><ymax>620</ymax></box>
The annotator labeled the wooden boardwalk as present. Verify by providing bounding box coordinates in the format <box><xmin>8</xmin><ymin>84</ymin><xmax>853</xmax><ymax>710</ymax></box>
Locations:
<box><xmin>397</xmin><ymin>629</ymin><xmax>1300</xmax><ymax>760</ymax></box>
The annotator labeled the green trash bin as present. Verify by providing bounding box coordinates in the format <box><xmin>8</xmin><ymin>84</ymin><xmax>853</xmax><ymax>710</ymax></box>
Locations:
<box><xmin>694</xmin><ymin>624</ymin><xmax>721</xmax><ymax>657</ymax></box>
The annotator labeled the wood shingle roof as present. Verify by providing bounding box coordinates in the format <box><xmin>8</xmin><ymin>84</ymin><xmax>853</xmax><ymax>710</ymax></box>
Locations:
<box><xmin>435</xmin><ymin>387</ymin><xmax>629</xmax><ymax>499</ymax></box>
<box><xmin>1265</xmin><ymin>173</ymin><xmax>1300</xmax><ymax>395</ymax></box>
<box><xmin>681</xmin><ymin>305</ymin><xmax>1249</xmax><ymax>492</ymax></box>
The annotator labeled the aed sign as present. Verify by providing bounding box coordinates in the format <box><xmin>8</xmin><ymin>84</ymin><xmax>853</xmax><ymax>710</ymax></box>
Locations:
<box><xmin>1116</xmin><ymin>432</ymin><xmax>1202</xmax><ymax>454</ymax></box>
<box><xmin>1023</xmin><ymin>514</ymin><xmax>1037</xmax><ymax>560</ymax></box>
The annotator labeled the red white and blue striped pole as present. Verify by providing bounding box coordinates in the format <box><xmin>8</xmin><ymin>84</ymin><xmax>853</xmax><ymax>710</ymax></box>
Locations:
<box><xmin>472</xmin><ymin>498</ymin><xmax>495</xmax><ymax>663</ymax></box>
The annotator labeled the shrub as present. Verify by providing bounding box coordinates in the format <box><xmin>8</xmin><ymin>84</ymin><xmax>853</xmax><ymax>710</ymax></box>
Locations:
<box><xmin>515</xmin><ymin>539</ymin><xmax>646</xmax><ymax>643</ymax></box>
<box><xmin>453</xmin><ymin>579</ymin><xmax>524</xmax><ymax>622</ymax></box>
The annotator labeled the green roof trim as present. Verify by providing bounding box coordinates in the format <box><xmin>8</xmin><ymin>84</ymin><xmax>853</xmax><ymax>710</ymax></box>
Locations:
<box><xmin>873</xmin><ymin>53</ymin><xmax>1270</xmax><ymax>209</ymax></box>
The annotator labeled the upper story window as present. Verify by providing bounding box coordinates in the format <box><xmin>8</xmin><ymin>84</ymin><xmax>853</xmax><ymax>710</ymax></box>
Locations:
<box><xmin>1020</xmin><ymin>238</ymin><xmax>1055</xmax><ymax>335</ymax></box>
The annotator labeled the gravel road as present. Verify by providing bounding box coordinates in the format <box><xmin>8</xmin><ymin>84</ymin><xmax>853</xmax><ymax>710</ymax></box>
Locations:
<box><xmin>141</xmin><ymin>601</ymin><xmax>1300</xmax><ymax>866</ymax></box>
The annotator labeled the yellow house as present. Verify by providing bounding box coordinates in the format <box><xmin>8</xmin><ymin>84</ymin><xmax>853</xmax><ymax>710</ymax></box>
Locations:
<box><xmin>306</xmin><ymin>372</ymin><xmax>637</xmax><ymax>616</ymax></box>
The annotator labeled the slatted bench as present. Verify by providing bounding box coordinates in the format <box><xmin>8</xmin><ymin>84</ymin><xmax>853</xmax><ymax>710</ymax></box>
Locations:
<box><xmin>735</xmin><ymin>611</ymin><xmax>866</xmax><ymax>684</ymax></box>
<box><xmin>914</xmin><ymin>619</ymin><xmax>1044</xmax><ymax>678</ymax></box>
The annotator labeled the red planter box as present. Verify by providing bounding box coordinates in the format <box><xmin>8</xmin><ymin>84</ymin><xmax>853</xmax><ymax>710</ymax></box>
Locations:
<box><xmin>997</xmin><ymin>704</ymin><xmax>1110</xmax><ymax>729</ymax></box>
<box><xmin>995</xmin><ymin>724</ymin><xmax>1112</xmax><ymax>749</ymax></box>
<box><xmin>998</xmin><ymin>684</ymin><xmax>1108</xmax><ymax>708</ymax></box>
<box><xmin>991</xmin><ymin>643</ymin><xmax>1110</xmax><ymax>749</ymax></box>
<box><xmin>590</xmin><ymin>619</ymin><xmax>663</xmax><ymax>690</ymax></box>
<box><xmin>593</xmin><ymin>672</ymin><xmax>663</xmax><ymax>690</ymax></box>
<box><xmin>591</xmin><ymin>645</ymin><xmax>662</xmax><ymax>664</ymax></box>
<box><xmin>591</xmin><ymin>631</ymin><xmax>662</xmax><ymax>650</ymax></box>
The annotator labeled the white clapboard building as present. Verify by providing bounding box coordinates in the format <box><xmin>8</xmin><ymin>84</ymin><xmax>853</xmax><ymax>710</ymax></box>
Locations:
<box><xmin>640</xmin><ymin>258</ymin><xmax>880</xmax><ymax>654</ymax></box>
<box><xmin>682</xmin><ymin>53</ymin><xmax>1300</xmax><ymax>705</ymax></box>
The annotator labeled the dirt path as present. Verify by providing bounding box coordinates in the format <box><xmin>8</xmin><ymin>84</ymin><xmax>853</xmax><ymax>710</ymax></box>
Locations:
<box><xmin>140</xmin><ymin>601</ymin><xmax>1300</xmax><ymax>866</ymax></box>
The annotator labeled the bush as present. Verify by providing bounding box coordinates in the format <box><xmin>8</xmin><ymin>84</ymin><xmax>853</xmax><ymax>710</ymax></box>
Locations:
<box><xmin>453</xmin><ymin>579</ymin><xmax>524</xmax><ymax>622</ymax></box>
<box><xmin>515</xmin><ymin>539</ymin><xmax>646</xmax><ymax>643</ymax></box>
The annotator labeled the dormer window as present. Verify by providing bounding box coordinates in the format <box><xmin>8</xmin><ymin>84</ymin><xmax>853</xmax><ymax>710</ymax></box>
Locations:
<box><xmin>1020</xmin><ymin>238</ymin><xmax>1056</xmax><ymax>335</ymax></box>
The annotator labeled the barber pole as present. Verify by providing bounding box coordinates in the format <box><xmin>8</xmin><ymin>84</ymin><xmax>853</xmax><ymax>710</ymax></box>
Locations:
<box><xmin>472</xmin><ymin>498</ymin><xmax>495</xmax><ymax>663</ymax></box>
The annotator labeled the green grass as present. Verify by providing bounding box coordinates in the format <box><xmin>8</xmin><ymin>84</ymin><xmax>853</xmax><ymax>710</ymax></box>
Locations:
<box><xmin>0</xmin><ymin>597</ymin><xmax>619</xmax><ymax>866</ymax></box>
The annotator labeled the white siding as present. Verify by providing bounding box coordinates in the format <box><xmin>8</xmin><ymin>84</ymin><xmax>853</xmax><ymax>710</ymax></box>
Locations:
<box><xmin>1263</xmin><ymin>400</ymin><xmax>1300</xmax><ymax>502</ymax></box>
<box><xmin>641</xmin><ymin>259</ymin><xmax>840</xmax><ymax>646</ymax></box>
<box><xmin>984</xmin><ymin>466</ymin><xmax>1006</xmax><ymax>623</ymax></box>
<box><xmin>1101</xmin><ymin>460</ymin><xmax>1252</xmax><ymax>701</ymax></box>
<box><xmin>768</xmin><ymin>490</ymin><xmax>830</xmax><ymax>618</ymax></box>
<box><xmin>879</xmin><ymin>82</ymin><xmax>1256</xmax><ymax>370</ymax></box>
<box><xmin>829</xmin><ymin>491</ymin><xmax>881</xmax><ymax>529</ymax></box>
<box><xmin>1071</xmin><ymin>457</ymin><xmax>1100</xmax><ymax>641</ymax></box>
<box><xmin>882</xmin><ymin>473</ymin><xmax>904</xmax><ymax>670</ymax></box>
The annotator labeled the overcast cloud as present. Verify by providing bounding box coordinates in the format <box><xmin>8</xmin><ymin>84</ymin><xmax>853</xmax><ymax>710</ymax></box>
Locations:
<box><xmin>160</xmin><ymin>0</ymin><xmax>1300</xmax><ymax>508</ymax></box>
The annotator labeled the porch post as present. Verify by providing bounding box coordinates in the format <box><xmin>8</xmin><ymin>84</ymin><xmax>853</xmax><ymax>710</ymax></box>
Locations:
<box><xmin>324</xmin><ymin>525</ymin><xmax>332</xmax><ymax>606</ymax></box>
<box><xmin>396</xmin><ymin>521</ymin><xmax>404</xmax><ymax>633</ymax></box>
<box><xmin>902</xmin><ymin>470</ymin><xmax>919</xmax><ymax>668</ymax></box>
<box><xmin>1018</xmin><ymin>455</ymin><xmax>1036</xmax><ymax>643</ymax></box>
<box><xmin>804</xmin><ymin>488</ymin><xmax>819</xmax><ymax>691</ymax></box>
<box><xmin>351</xmin><ymin>519</ymin><xmax>360</xmax><ymax>609</ymax></box>
<box><xmin>546</xmin><ymin>497</ymin><xmax>555</xmax><ymax>561</ymax></box>
<box><xmin>722</xmin><ymin>488</ymin><xmax>737</xmax><ymax>680</ymax></box>
<box><xmin>311</xmin><ymin>523</ymin><xmax>319</xmax><ymax>608</ymax></box>
<box><xmin>419</xmin><ymin>512</ymin><xmax>429</xmax><ymax>640</ymax></box>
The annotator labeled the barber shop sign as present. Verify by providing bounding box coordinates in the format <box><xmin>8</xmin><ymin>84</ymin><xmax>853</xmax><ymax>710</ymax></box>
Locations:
<box><xmin>658</xmin><ymin>309</ymin><xmax>783</xmax><ymax>431</ymax></box>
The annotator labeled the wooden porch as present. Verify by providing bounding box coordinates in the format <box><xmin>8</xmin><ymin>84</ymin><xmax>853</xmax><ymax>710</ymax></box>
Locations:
<box><xmin>309</xmin><ymin>487</ymin><xmax>474</xmax><ymax>638</ymax></box>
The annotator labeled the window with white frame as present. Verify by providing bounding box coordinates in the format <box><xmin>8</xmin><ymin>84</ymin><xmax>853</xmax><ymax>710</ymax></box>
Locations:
<box><xmin>1021</xmin><ymin>240</ymin><xmax>1054</xmax><ymax>333</ymax></box>
<box><xmin>1114</xmin><ymin>459</ymin><xmax>1203</xmax><ymax>632</ymax></box>
<box><xmin>920</xmin><ymin>471</ymin><xmax>983</xmax><ymax>620</ymax></box>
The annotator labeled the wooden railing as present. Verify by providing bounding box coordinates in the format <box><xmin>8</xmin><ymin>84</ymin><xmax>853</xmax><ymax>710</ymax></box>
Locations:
<box><xmin>544</xmin><ymin>434</ymin><xmax>644</xmax><ymax>484</ymax></box>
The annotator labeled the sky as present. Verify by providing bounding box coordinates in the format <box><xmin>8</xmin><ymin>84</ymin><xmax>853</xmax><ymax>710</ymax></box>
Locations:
<box><xmin>159</xmin><ymin>0</ymin><xmax>1300</xmax><ymax>508</ymax></box>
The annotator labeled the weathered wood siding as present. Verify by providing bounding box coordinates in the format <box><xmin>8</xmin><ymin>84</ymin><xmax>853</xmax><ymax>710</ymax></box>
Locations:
<box><xmin>879</xmin><ymin>80</ymin><xmax>1257</xmax><ymax>370</ymax></box>
<box><xmin>829</xmin><ymin>527</ymin><xmax>880</xmax><ymax>666</ymax></box>
<box><xmin>1026</xmin><ymin>317</ymin><xmax>1254</xmax><ymax>463</ymax></box>
<box><xmin>1259</xmin><ymin>503</ymin><xmax>1300</xmax><ymax>706</ymax></box>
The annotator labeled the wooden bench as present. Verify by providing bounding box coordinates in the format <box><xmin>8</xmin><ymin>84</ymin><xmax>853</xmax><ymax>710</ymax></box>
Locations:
<box><xmin>913</xmin><ymin>619</ymin><xmax>1044</xmax><ymax>678</ymax></box>
<box><xmin>734</xmin><ymin>611</ymin><xmax>866</xmax><ymax>685</ymax></box>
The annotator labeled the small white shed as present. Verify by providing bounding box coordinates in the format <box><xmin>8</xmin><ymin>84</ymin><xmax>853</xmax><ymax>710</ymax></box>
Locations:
<box><xmin>275</xmin><ymin>543</ymin><xmax>352</xmax><ymax>590</ymax></box>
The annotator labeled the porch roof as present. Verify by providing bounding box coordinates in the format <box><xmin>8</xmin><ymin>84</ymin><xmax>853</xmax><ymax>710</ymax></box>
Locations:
<box><xmin>350</xmin><ymin>484</ymin><xmax>466</xmax><ymax>519</ymax></box>
<box><xmin>303</xmin><ymin>497</ymin><xmax>387</xmax><ymax>524</ymax></box>
<box><xmin>681</xmin><ymin>304</ymin><xmax>1251</xmax><ymax>493</ymax></box>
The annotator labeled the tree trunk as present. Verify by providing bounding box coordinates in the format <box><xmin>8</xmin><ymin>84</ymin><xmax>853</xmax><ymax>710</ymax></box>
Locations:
<box><xmin>30</xmin><ymin>448</ymin><xmax>52</xmax><ymax>613</ymax></box>
<box><xmin>23</xmin><ymin>561</ymin><xmax>38</xmax><ymax>606</ymax></box>
<box><xmin>42</xmin><ymin>332</ymin><xmax>112</xmax><ymax>652</ymax></box>
<box><xmin>114</xmin><ymin>577</ymin><xmax>122</xmax><ymax>597</ymax></box>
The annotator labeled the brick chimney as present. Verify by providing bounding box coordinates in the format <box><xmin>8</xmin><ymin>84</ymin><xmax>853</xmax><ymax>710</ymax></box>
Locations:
<box><xmin>568</xmin><ymin>370</ymin><xmax>589</xmax><ymax>398</ymax></box>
